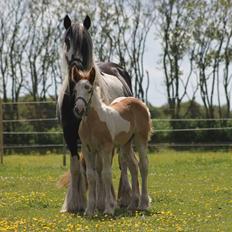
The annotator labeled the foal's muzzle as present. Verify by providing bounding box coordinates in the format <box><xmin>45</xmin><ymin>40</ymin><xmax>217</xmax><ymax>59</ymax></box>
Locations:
<box><xmin>73</xmin><ymin>107</ymin><xmax>84</xmax><ymax>119</ymax></box>
<box><xmin>73</xmin><ymin>97</ymin><xmax>88</xmax><ymax>119</ymax></box>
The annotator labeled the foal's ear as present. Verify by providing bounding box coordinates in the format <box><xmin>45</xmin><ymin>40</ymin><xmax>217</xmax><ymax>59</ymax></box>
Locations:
<box><xmin>83</xmin><ymin>15</ymin><xmax>91</xmax><ymax>30</ymax></box>
<box><xmin>64</xmin><ymin>15</ymin><xmax>71</xmax><ymax>30</ymax></box>
<box><xmin>71</xmin><ymin>67</ymin><xmax>81</xmax><ymax>82</ymax></box>
<box><xmin>88</xmin><ymin>67</ymin><xmax>95</xmax><ymax>84</ymax></box>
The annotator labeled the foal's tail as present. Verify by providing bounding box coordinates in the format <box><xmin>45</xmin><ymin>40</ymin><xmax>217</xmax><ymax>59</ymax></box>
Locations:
<box><xmin>147</xmin><ymin>107</ymin><xmax>154</xmax><ymax>142</ymax></box>
<box><xmin>57</xmin><ymin>171</ymin><xmax>70</xmax><ymax>188</ymax></box>
<box><xmin>57</xmin><ymin>153</ymin><xmax>86</xmax><ymax>189</ymax></box>
<box><xmin>148</xmin><ymin>118</ymin><xmax>154</xmax><ymax>141</ymax></box>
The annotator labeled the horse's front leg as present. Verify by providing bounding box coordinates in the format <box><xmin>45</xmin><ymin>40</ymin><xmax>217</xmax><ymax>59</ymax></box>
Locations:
<box><xmin>61</xmin><ymin>155</ymin><xmax>86</xmax><ymax>213</ymax></box>
<box><xmin>61</xmin><ymin>115</ymin><xmax>86</xmax><ymax>213</ymax></box>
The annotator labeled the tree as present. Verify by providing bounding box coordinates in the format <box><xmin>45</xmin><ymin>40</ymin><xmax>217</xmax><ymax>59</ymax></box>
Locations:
<box><xmin>157</xmin><ymin>0</ymin><xmax>199</xmax><ymax>118</ymax></box>
<box><xmin>192</xmin><ymin>0</ymin><xmax>232</xmax><ymax>118</ymax></box>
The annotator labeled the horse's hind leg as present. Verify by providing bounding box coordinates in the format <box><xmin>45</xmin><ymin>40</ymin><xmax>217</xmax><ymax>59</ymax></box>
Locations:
<box><xmin>135</xmin><ymin>137</ymin><xmax>149</xmax><ymax>210</ymax></box>
<box><xmin>117</xmin><ymin>147</ymin><xmax>132</xmax><ymax>208</ymax></box>
<box><xmin>121</xmin><ymin>143</ymin><xmax>140</xmax><ymax>211</ymax></box>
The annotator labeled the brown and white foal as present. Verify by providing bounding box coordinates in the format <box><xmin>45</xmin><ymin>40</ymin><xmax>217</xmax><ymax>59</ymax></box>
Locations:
<box><xmin>73</xmin><ymin>67</ymin><xmax>152</xmax><ymax>216</ymax></box>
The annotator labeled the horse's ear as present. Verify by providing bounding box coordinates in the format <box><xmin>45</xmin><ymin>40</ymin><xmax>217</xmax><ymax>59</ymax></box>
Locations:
<box><xmin>64</xmin><ymin>15</ymin><xmax>71</xmax><ymax>30</ymax></box>
<box><xmin>71</xmin><ymin>67</ymin><xmax>81</xmax><ymax>82</ymax></box>
<box><xmin>83</xmin><ymin>15</ymin><xmax>91</xmax><ymax>30</ymax></box>
<box><xmin>89</xmin><ymin>67</ymin><xmax>95</xmax><ymax>84</ymax></box>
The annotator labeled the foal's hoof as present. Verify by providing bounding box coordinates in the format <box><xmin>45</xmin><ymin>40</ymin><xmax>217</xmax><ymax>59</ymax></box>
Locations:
<box><xmin>84</xmin><ymin>208</ymin><xmax>95</xmax><ymax>217</ymax></box>
<box><xmin>127</xmin><ymin>198</ymin><xmax>139</xmax><ymax>211</ymax></box>
<box><xmin>118</xmin><ymin>192</ymin><xmax>131</xmax><ymax>208</ymax></box>
<box><xmin>138</xmin><ymin>197</ymin><xmax>150</xmax><ymax>211</ymax></box>
<box><xmin>118</xmin><ymin>184</ymin><xmax>132</xmax><ymax>208</ymax></box>
<box><xmin>103</xmin><ymin>208</ymin><xmax>115</xmax><ymax>216</ymax></box>
<box><xmin>67</xmin><ymin>205</ymin><xmax>85</xmax><ymax>213</ymax></box>
<box><xmin>66</xmin><ymin>208</ymin><xmax>85</xmax><ymax>214</ymax></box>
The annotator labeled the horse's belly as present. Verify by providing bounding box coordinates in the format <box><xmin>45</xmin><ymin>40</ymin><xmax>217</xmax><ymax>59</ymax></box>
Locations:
<box><xmin>114</xmin><ymin>130</ymin><xmax>134</xmax><ymax>146</ymax></box>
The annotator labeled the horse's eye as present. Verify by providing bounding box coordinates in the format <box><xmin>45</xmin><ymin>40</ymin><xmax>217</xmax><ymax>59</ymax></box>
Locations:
<box><xmin>65</xmin><ymin>37</ymin><xmax>70</xmax><ymax>50</ymax></box>
<box><xmin>84</xmin><ymin>85</ymin><xmax>90</xmax><ymax>90</ymax></box>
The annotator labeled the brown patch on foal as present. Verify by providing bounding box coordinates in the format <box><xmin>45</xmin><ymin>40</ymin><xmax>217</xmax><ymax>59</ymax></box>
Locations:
<box><xmin>79</xmin><ymin>108</ymin><xmax>113</xmax><ymax>150</ymax></box>
<box><xmin>111</xmin><ymin>97</ymin><xmax>151</xmax><ymax>143</ymax></box>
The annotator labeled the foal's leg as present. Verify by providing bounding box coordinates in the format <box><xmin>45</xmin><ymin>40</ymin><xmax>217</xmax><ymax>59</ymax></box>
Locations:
<box><xmin>96</xmin><ymin>150</ymin><xmax>116</xmax><ymax>212</ymax></box>
<box><xmin>118</xmin><ymin>148</ymin><xmax>132</xmax><ymax>208</ymax></box>
<box><xmin>102</xmin><ymin>146</ymin><xmax>116</xmax><ymax>215</ymax></box>
<box><xmin>96</xmin><ymin>155</ymin><xmax>105</xmax><ymax>211</ymax></box>
<box><xmin>135</xmin><ymin>138</ymin><xmax>149</xmax><ymax>210</ymax></box>
<box><xmin>121</xmin><ymin>143</ymin><xmax>140</xmax><ymax>211</ymax></box>
<box><xmin>83</xmin><ymin>147</ymin><xmax>97</xmax><ymax>216</ymax></box>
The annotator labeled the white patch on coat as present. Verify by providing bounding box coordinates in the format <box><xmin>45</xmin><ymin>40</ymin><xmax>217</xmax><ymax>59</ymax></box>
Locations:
<box><xmin>90</xmin><ymin>89</ymin><xmax>130</xmax><ymax>140</ymax></box>
<box><xmin>100</xmin><ymin>72</ymin><xmax>125</xmax><ymax>104</ymax></box>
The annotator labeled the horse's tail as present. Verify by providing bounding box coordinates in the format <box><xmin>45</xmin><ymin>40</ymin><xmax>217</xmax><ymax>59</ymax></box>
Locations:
<box><xmin>57</xmin><ymin>171</ymin><xmax>70</xmax><ymax>188</ymax></box>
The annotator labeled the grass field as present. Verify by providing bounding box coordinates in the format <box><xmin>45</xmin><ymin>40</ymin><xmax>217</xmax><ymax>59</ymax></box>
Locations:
<box><xmin>0</xmin><ymin>150</ymin><xmax>231</xmax><ymax>231</ymax></box>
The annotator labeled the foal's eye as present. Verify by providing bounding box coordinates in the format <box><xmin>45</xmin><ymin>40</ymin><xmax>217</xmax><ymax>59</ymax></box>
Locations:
<box><xmin>84</xmin><ymin>85</ymin><xmax>90</xmax><ymax>90</ymax></box>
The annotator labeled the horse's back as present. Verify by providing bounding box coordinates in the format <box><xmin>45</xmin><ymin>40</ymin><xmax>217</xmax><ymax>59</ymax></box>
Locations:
<box><xmin>111</xmin><ymin>97</ymin><xmax>148</xmax><ymax>114</ymax></box>
<box><xmin>111</xmin><ymin>97</ymin><xmax>152</xmax><ymax>141</ymax></box>
<box><xmin>97</xmin><ymin>62</ymin><xmax>133</xmax><ymax>97</ymax></box>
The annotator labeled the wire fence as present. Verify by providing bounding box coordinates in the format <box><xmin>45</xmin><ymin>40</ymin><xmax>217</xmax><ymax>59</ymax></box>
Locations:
<box><xmin>0</xmin><ymin>100</ymin><xmax>232</xmax><ymax>164</ymax></box>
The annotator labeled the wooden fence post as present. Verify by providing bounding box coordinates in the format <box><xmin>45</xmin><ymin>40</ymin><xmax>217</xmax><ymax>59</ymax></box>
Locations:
<box><xmin>0</xmin><ymin>99</ymin><xmax>3</xmax><ymax>164</ymax></box>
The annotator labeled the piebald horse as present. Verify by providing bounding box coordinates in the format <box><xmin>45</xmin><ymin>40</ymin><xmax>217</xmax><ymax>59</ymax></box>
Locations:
<box><xmin>58</xmin><ymin>15</ymin><xmax>133</xmax><ymax>212</ymax></box>
<box><xmin>72</xmin><ymin>66</ymin><xmax>151</xmax><ymax>216</ymax></box>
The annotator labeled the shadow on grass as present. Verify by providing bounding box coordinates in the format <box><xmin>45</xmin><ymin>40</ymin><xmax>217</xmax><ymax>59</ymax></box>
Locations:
<box><xmin>66</xmin><ymin>207</ymin><xmax>158</xmax><ymax>221</ymax></box>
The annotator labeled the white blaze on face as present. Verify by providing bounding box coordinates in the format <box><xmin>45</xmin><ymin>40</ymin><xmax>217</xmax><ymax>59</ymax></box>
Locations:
<box><xmin>74</xmin><ymin>80</ymin><xmax>92</xmax><ymax>114</ymax></box>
